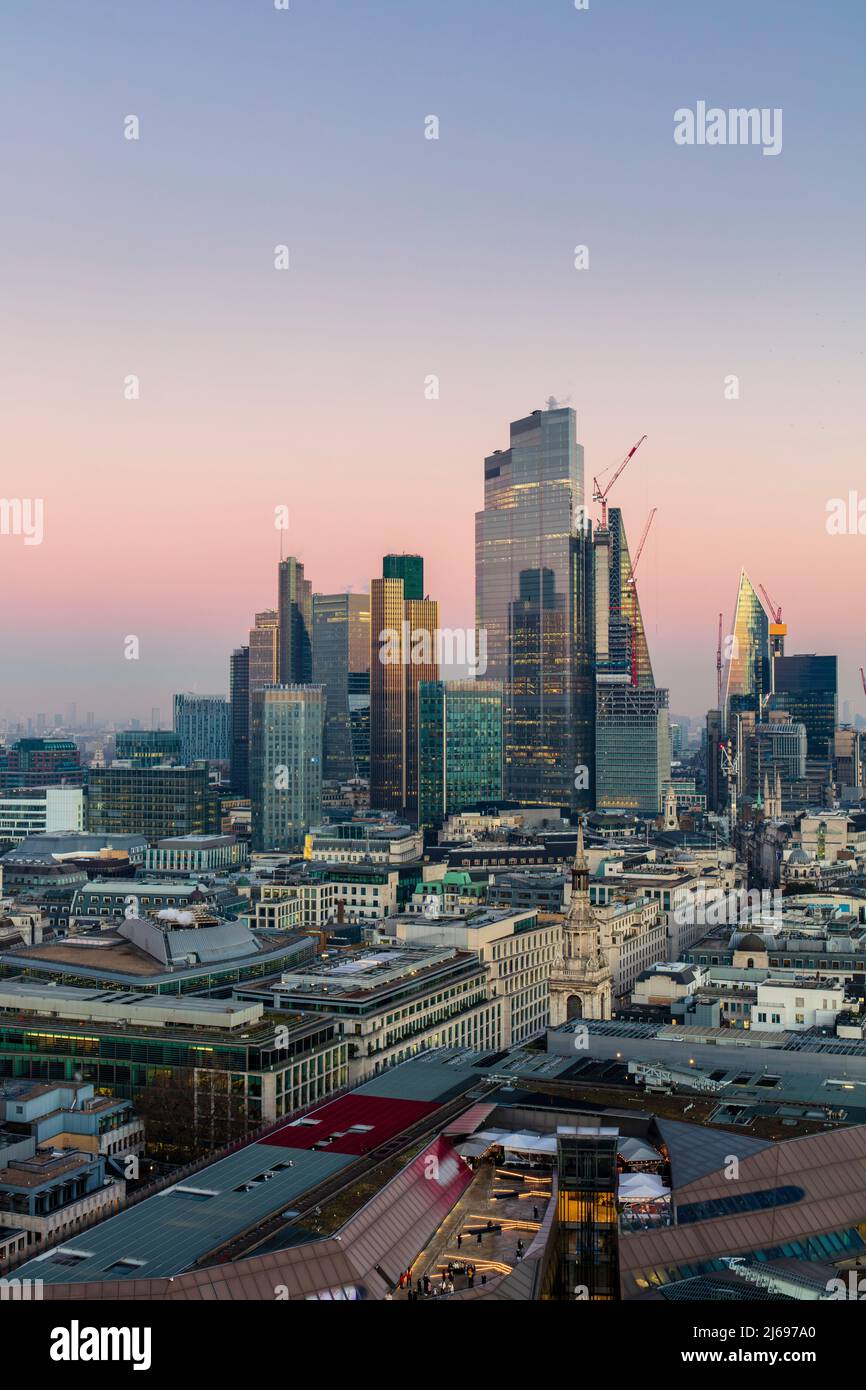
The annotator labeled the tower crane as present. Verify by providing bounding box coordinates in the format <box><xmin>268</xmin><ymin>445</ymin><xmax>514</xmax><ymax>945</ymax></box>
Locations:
<box><xmin>860</xmin><ymin>667</ymin><xmax>866</xmax><ymax>699</ymax></box>
<box><xmin>625</xmin><ymin>508</ymin><xmax>657</xmax><ymax>586</ymax></box>
<box><xmin>716</xmin><ymin>613</ymin><xmax>723</xmax><ymax>710</ymax></box>
<box><xmin>592</xmin><ymin>434</ymin><xmax>647</xmax><ymax>529</ymax></box>
<box><xmin>759</xmin><ymin>582</ymin><xmax>788</xmax><ymax>664</ymax></box>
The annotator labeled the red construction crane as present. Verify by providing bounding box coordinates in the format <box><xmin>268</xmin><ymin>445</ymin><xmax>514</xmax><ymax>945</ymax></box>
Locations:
<box><xmin>716</xmin><ymin>612</ymin><xmax>723</xmax><ymax>710</ymax></box>
<box><xmin>592</xmin><ymin>434</ymin><xmax>647</xmax><ymax>529</ymax></box>
<box><xmin>758</xmin><ymin>584</ymin><xmax>783</xmax><ymax>624</ymax></box>
<box><xmin>860</xmin><ymin>667</ymin><xmax>866</xmax><ymax>698</ymax></box>
<box><xmin>625</xmin><ymin>508</ymin><xmax>657</xmax><ymax>586</ymax></box>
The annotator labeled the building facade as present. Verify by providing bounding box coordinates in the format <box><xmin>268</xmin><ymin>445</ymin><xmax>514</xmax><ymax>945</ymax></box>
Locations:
<box><xmin>250</xmin><ymin>685</ymin><xmax>324</xmax><ymax>852</ymax></box>
<box><xmin>417</xmin><ymin>679</ymin><xmax>503</xmax><ymax>828</ymax></box>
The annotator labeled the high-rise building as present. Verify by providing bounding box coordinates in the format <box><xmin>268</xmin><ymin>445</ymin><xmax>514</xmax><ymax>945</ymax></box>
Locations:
<box><xmin>249</xmin><ymin>685</ymin><xmax>324</xmax><ymax>851</ymax></box>
<box><xmin>173</xmin><ymin>694</ymin><xmax>231</xmax><ymax>765</ymax></box>
<box><xmin>705</xmin><ymin>708</ymin><xmax>724</xmax><ymax>812</ymax></box>
<box><xmin>0</xmin><ymin>739</ymin><xmax>84</xmax><ymax>790</ymax></box>
<box><xmin>277</xmin><ymin>557</ymin><xmax>313</xmax><ymax>685</ymax></box>
<box><xmin>771</xmin><ymin>654</ymin><xmax>838</xmax><ymax>758</ymax></box>
<box><xmin>115</xmin><ymin>730</ymin><xmax>181</xmax><ymax>766</ymax></box>
<box><xmin>723</xmin><ymin>570</ymin><xmax>770</xmax><ymax>734</ymax></box>
<box><xmin>595</xmin><ymin>684</ymin><xmax>671</xmax><ymax>815</ymax></box>
<box><xmin>382</xmin><ymin>553</ymin><xmax>424</xmax><ymax>601</ymax></box>
<box><xmin>312</xmin><ymin>593</ymin><xmax>371</xmax><ymax>782</ymax></box>
<box><xmin>417</xmin><ymin>680</ymin><xmax>503</xmax><ymax>827</ymax></box>
<box><xmin>476</xmin><ymin>406</ymin><xmax>594</xmax><ymax>807</ymax></box>
<box><xmin>230</xmin><ymin>645</ymin><xmax>250</xmax><ymax>796</ymax></box>
<box><xmin>596</xmin><ymin>507</ymin><xmax>654</xmax><ymax>688</ymax></box>
<box><xmin>369</xmin><ymin>560</ymin><xmax>439</xmax><ymax>819</ymax></box>
<box><xmin>249</xmin><ymin>610</ymin><xmax>279</xmax><ymax>697</ymax></box>
<box><xmin>86</xmin><ymin>765</ymin><xmax>217</xmax><ymax>840</ymax></box>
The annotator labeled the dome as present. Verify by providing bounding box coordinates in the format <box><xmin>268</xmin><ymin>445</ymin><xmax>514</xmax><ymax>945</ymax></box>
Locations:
<box><xmin>736</xmin><ymin>932</ymin><xmax>768</xmax><ymax>953</ymax></box>
<box><xmin>788</xmin><ymin>848</ymin><xmax>811</xmax><ymax>865</ymax></box>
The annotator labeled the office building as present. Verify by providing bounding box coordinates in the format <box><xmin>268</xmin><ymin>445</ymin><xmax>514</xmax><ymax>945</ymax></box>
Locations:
<box><xmin>248</xmin><ymin>609</ymin><xmax>279</xmax><ymax>697</ymax></box>
<box><xmin>369</xmin><ymin>557</ymin><xmax>439</xmax><ymax>818</ymax></box>
<box><xmin>555</xmin><ymin>1126</ymin><xmax>620</xmax><ymax>1300</ymax></box>
<box><xmin>86</xmin><ymin>764</ymin><xmax>217</xmax><ymax>841</ymax></box>
<box><xmin>230</xmin><ymin>644</ymin><xmax>250</xmax><ymax>796</ymax></box>
<box><xmin>723</xmin><ymin>569</ymin><xmax>770</xmax><ymax>734</ymax></box>
<box><xmin>173</xmin><ymin>693</ymin><xmax>231</xmax><ymax>765</ymax></box>
<box><xmin>772</xmin><ymin>654</ymin><xmax>838</xmax><ymax>758</ymax></box>
<box><xmin>277</xmin><ymin>556</ymin><xmax>313</xmax><ymax>685</ymax></box>
<box><xmin>312</xmin><ymin>592</ymin><xmax>371</xmax><ymax>782</ymax></box>
<box><xmin>417</xmin><ymin>679</ymin><xmax>503</xmax><ymax>828</ymax></box>
<box><xmin>476</xmin><ymin>406</ymin><xmax>594</xmax><ymax>808</ymax></box>
<box><xmin>0</xmin><ymin>739</ymin><xmax>83</xmax><ymax>791</ymax></box>
<box><xmin>0</xmin><ymin>787</ymin><xmax>85</xmax><ymax>846</ymax></box>
<box><xmin>249</xmin><ymin>685</ymin><xmax>324</xmax><ymax>852</ymax></box>
<box><xmin>595</xmin><ymin>685</ymin><xmax>671</xmax><ymax>815</ymax></box>
<box><xmin>115</xmin><ymin>729</ymin><xmax>181</xmax><ymax>766</ymax></box>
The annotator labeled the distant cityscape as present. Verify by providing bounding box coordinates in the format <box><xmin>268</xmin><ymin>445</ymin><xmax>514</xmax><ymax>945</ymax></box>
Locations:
<box><xmin>2</xmin><ymin>403</ymin><xmax>866</xmax><ymax>1310</ymax></box>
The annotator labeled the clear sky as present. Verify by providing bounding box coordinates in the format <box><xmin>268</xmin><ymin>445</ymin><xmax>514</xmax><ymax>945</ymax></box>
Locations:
<box><xmin>1</xmin><ymin>0</ymin><xmax>864</xmax><ymax>723</ymax></box>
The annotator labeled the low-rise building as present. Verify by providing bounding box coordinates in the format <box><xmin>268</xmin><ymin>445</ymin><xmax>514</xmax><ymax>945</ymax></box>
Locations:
<box><xmin>235</xmin><ymin>942</ymin><xmax>502</xmax><ymax>1084</ymax></box>
<box><xmin>0</xmin><ymin>788</ymin><xmax>85</xmax><ymax>847</ymax></box>
<box><xmin>751</xmin><ymin>976</ymin><xmax>845</xmax><ymax>1032</ymax></box>
<box><xmin>144</xmin><ymin>833</ymin><xmax>248</xmax><ymax>876</ymax></box>
<box><xmin>304</xmin><ymin>818</ymin><xmax>423</xmax><ymax>865</ymax></box>
<box><xmin>384</xmin><ymin>906</ymin><xmax>560</xmax><ymax>1047</ymax></box>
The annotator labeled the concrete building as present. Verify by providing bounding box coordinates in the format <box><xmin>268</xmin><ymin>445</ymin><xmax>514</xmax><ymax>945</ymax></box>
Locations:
<box><xmin>236</xmin><ymin>943</ymin><xmax>502</xmax><ymax>1084</ymax></box>
<box><xmin>305</xmin><ymin>818</ymin><xmax>422</xmax><ymax>865</ymax></box>
<box><xmin>385</xmin><ymin>905</ymin><xmax>560</xmax><ymax>1047</ymax></box>
<box><xmin>0</xmin><ymin>788</ymin><xmax>85</xmax><ymax>846</ymax></box>
<box><xmin>144</xmin><ymin>833</ymin><xmax>248</xmax><ymax>876</ymax></box>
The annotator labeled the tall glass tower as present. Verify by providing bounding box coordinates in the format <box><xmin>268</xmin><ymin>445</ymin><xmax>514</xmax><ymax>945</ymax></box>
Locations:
<box><xmin>312</xmin><ymin>592</ymin><xmax>371</xmax><ymax>781</ymax></box>
<box><xmin>723</xmin><ymin>570</ymin><xmax>770</xmax><ymax>734</ymax></box>
<box><xmin>475</xmin><ymin>406</ymin><xmax>594</xmax><ymax>807</ymax></box>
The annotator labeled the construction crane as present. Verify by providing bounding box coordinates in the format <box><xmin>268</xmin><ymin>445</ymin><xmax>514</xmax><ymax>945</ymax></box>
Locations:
<box><xmin>759</xmin><ymin>582</ymin><xmax>788</xmax><ymax>661</ymax></box>
<box><xmin>860</xmin><ymin>667</ymin><xmax>866</xmax><ymax>698</ymax></box>
<box><xmin>625</xmin><ymin>508</ymin><xmax>657</xmax><ymax>587</ymax></box>
<box><xmin>716</xmin><ymin>613</ymin><xmax>723</xmax><ymax>710</ymax></box>
<box><xmin>592</xmin><ymin>434</ymin><xmax>647</xmax><ymax>529</ymax></box>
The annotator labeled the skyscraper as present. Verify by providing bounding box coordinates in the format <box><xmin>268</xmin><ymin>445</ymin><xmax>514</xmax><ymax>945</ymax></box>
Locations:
<box><xmin>230</xmin><ymin>645</ymin><xmax>250</xmax><ymax>796</ymax></box>
<box><xmin>369</xmin><ymin>558</ymin><xmax>439</xmax><ymax>818</ymax></box>
<box><xmin>771</xmin><ymin>654</ymin><xmax>838</xmax><ymax>758</ymax></box>
<box><xmin>249</xmin><ymin>610</ymin><xmax>280</xmax><ymax>697</ymax></box>
<box><xmin>312</xmin><ymin>592</ymin><xmax>371</xmax><ymax>782</ymax></box>
<box><xmin>723</xmin><ymin>570</ymin><xmax>770</xmax><ymax>734</ymax></box>
<box><xmin>173</xmin><ymin>693</ymin><xmax>231</xmax><ymax>765</ymax></box>
<box><xmin>278</xmin><ymin>557</ymin><xmax>313</xmax><ymax>685</ymax></box>
<box><xmin>417</xmin><ymin>679</ymin><xmax>504</xmax><ymax>828</ymax></box>
<box><xmin>115</xmin><ymin>730</ymin><xmax>181</xmax><ymax>766</ymax></box>
<box><xmin>475</xmin><ymin>406</ymin><xmax>594</xmax><ymax>807</ymax></box>
<box><xmin>595</xmin><ymin>685</ymin><xmax>671</xmax><ymax>814</ymax></box>
<box><xmin>249</xmin><ymin>685</ymin><xmax>324</xmax><ymax>851</ymax></box>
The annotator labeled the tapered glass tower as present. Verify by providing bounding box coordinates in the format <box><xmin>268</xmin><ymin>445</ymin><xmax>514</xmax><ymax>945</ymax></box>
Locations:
<box><xmin>476</xmin><ymin>406</ymin><xmax>594</xmax><ymax>807</ymax></box>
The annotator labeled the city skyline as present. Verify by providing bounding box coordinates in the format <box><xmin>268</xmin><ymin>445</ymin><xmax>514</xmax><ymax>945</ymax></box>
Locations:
<box><xmin>2</xmin><ymin>0</ymin><xmax>865</xmax><ymax>720</ymax></box>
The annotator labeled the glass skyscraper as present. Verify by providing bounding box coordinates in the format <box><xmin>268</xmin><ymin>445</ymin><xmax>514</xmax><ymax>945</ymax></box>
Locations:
<box><xmin>278</xmin><ymin>557</ymin><xmax>313</xmax><ymax>685</ymax></box>
<box><xmin>312</xmin><ymin>592</ymin><xmax>371</xmax><ymax>782</ymax></box>
<box><xmin>595</xmin><ymin>685</ymin><xmax>671</xmax><ymax>814</ymax></box>
<box><xmin>230</xmin><ymin>645</ymin><xmax>250</xmax><ymax>796</ymax></box>
<box><xmin>475</xmin><ymin>406</ymin><xmax>594</xmax><ymax>808</ymax></box>
<box><xmin>723</xmin><ymin>570</ymin><xmax>770</xmax><ymax>735</ymax></box>
<box><xmin>249</xmin><ymin>685</ymin><xmax>324</xmax><ymax>851</ymax></box>
<box><xmin>369</xmin><ymin>558</ymin><xmax>439</xmax><ymax>818</ymax></box>
<box><xmin>771</xmin><ymin>654</ymin><xmax>838</xmax><ymax>758</ymax></box>
<box><xmin>417</xmin><ymin>679</ymin><xmax>504</xmax><ymax>827</ymax></box>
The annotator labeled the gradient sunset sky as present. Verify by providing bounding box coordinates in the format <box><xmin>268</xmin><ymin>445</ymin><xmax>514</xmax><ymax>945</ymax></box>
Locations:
<box><xmin>1</xmin><ymin>0</ymin><xmax>864</xmax><ymax>723</ymax></box>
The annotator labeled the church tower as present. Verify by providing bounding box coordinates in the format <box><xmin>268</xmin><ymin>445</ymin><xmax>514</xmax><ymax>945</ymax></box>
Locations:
<box><xmin>549</xmin><ymin>824</ymin><xmax>613</xmax><ymax>1025</ymax></box>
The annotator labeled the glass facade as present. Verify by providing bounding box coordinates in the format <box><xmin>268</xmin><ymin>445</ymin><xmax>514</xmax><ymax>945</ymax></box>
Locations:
<box><xmin>250</xmin><ymin>685</ymin><xmax>324</xmax><ymax>851</ymax></box>
<box><xmin>230</xmin><ymin>644</ymin><xmax>250</xmax><ymax>795</ymax></box>
<box><xmin>476</xmin><ymin>407</ymin><xmax>594</xmax><ymax>807</ymax></box>
<box><xmin>771</xmin><ymin>654</ymin><xmax>838</xmax><ymax>757</ymax></box>
<box><xmin>115</xmin><ymin>730</ymin><xmax>181</xmax><ymax>766</ymax></box>
<box><xmin>86</xmin><ymin>765</ymin><xmax>215</xmax><ymax>838</ymax></box>
<box><xmin>595</xmin><ymin>685</ymin><xmax>671</xmax><ymax>814</ymax></box>
<box><xmin>312</xmin><ymin>593</ymin><xmax>371</xmax><ymax>781</ymax></box>
<box><xmin>278</xmin><ymin>557</ymin><xmax>313</xmax><ymax>684</ymax></box>
<box><xmin>607</xmin><ymin>507</ymin><xmax>655</xmax><ymax>688</ymax></box>
<box><xmin>723</xmin><ymin>569</ymin><xmax>770</xmax><ymax>734</ymax></box>
<box><xmin>555</xmin><ymin>1128</ymin><xmax>619</xmax><ymax>1300</ymax></box>
<box><xmin>383</xmin><ymin>553</ymin><xmax>424</xmax><ymax>601</ymax></box>
<box><xmin>417</xmin><ymin>680</ymin><xmax>503</xmax><ymax>827</ymax></box>
<box><xmin>370</xmin><ymin>568</ymin><xmax>439</xmax><ymax>817</ymax></box>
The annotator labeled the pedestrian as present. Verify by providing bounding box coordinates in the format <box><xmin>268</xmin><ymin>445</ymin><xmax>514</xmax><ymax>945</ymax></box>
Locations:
<box><xmin>476</xmin><ymin>1229</ymin><xmax>482</xmax><ymax>1245</ymax></box>
<box><xmin>457</xmin><ymin>1232</ymin><xmax>462</xmax><ymax>1249</ymax></box>
<box><xmin>416</xmin><ymin>1277</ymin><xmax>423</xmax><ymax>1295</ymax></box>
<box><xmin>468</xmin><ymin>1270</ymin><xmax>475</xmax><ymax>1289</ymax></box>
<box><xmin>533</xmin><ymin>1206</ymin><xmax>539</xmax><ymax>1222</ymax></box>
<box><xmin>481</xmin><ymin>1273</ymin><xmax>487</xmax><ymax>1286</ymax></box>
